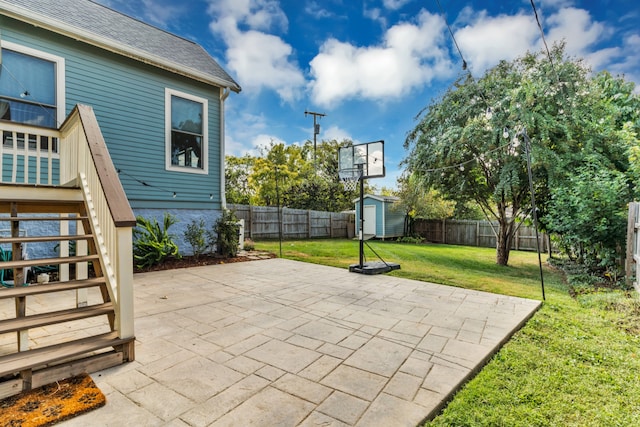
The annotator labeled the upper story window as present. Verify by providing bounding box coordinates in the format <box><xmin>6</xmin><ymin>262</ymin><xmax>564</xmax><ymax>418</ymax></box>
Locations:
<box><xmin>0</xmin><ymin>47</ymin><xmax>59</xmax><ymax>128</ymax></box>
<box><xmin>165</xmin><ymin>88</ymin><xmax>208</xmax><ymax>174</ymax></box>
<box><xmin>0</xmin><ymin>42</ymin><xmax>65</xmax><ymax>154</ymax></box>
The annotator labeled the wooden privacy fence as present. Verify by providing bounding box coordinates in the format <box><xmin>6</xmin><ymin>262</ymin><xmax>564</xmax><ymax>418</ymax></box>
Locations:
<box><xmin>414</xmin><ymin>219</ymin><xmax>550</xmax><ymax>252</ymax></box>
<box><xmin>227</xmin><ymin>204</ymin><xmax>354</xmax><ymax>239</ymax></box>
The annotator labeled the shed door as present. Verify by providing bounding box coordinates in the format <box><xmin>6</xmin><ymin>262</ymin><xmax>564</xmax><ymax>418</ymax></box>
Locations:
<box><xmin>364</xmin><ymin>205</ymin><xmax>376</xmax><ymax>236</ymax></box>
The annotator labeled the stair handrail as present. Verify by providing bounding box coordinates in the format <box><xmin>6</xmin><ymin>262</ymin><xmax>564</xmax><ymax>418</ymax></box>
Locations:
<box><xmin>58</xmin><ymin>105</ymin><xmax>135</xmax><ymax>339</ymax></box>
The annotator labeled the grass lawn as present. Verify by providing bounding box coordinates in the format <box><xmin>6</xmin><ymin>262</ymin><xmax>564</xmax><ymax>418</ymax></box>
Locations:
<box><xmin>256</xmin><ymin>239</ymin><xmax>640</xmax><ymax>426</ymax></box>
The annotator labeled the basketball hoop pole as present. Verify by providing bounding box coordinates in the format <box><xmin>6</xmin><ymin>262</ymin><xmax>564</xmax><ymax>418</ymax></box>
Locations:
<box><xmin>357</xmin><ymin>163</ymin><xmax>365</xmax><ymax>268</ymax></box>
<box><xmin>339</xmin><ymin>140</ymin><xmax>400</xmax><ymax>274</ymax></box>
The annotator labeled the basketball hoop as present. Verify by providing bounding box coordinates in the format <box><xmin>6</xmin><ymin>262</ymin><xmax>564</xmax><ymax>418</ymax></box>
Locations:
<box><xmin>339</xmin><ymin>167</ymin><xmax>362</xmax><ymax>192</ymax></box>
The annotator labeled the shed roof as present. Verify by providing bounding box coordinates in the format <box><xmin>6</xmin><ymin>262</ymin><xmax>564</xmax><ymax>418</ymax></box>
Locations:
<box><xmin>0</xmin><ymin>0</ymin><xmax>241</xmax><ymax>92</ymax></box>
<box><xmin>353</xmin><ymin>194</ymin><xmax>400</xmax><ymax>203</ymax></box>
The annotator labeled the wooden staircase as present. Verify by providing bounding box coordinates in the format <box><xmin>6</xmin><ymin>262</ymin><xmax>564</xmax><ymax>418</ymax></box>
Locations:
<box><xmin>0</xmin><ymin>105</ymin><xmax>137</xmax><ymax>398</ymax></box>
<box><xmin>0</xmin><ymin>186</ymin><xmax>135</xmax><ymax>398</ymax></box>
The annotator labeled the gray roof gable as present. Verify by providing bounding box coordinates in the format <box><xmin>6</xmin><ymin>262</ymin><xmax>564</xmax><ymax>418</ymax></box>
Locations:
<box><xmin>0</xmin><ymin>0</ymin><xmax>241</xmax><ymax>92</ymax></box>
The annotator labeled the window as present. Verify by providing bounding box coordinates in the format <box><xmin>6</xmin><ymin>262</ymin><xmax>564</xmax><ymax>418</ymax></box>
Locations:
<box><xmin>0</xmin><ymin>42</ymin><xmax>64</xmax><ymax>154</ymax></box>
<box><xmin>165</xmin><ymin>88</ymin><xmax>208</xmax><ymax>174</ymax></box>
<box><xmin>0</xmin><ymin>47</ymin><xmax>60</xmax><ymax>128</ymax></box>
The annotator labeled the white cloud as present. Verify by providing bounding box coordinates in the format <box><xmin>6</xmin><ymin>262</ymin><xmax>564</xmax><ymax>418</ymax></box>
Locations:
<box><xmin>364</xmin><ymin>6</ymin><xmax>387</xmax><ymax>28</ymax></box>
<box><xmin>322</xmin><ymin>125</ymin><xmax>355</xmax><ymax>143</ymax></box>
<box><xmin>453</xmin><ymin>5</ymin><xmax>624</xmax><ymax>79</ymax></box>
<box><xmin>208</xmin><ymin>0</ymin><xmax>288</xmax><ymax>32</ymax></box>
<box><xmin>608</xmin><ymin>33</ymin><xmax>640</xmax><ymax>91</ymax></box>
<box><xmin>308</xmin><ymin>10</ymin><xmax>453</xmax><ymax>107</ymax></box>
<box><xmin>207</xmin><ymin>0</ymin><xmax>305</xmax><ymax>102</ymax></box>
<box><xmin>252</xmin><ymin>134</ymin><xmax>287</xmax><ymax>152</ymax></box>
<box><xmin>382</xmin><ymin>0</ymin><xmax>412</xmax><ymax>11</ymax></box>
<box><xmin>454</xmin><ymin>11</ymin><xmax>539</xmax><ymax>74</ymax></box>
<box><xmin>140</xmin><ymin>0</ymin><xmax>187</xmax><ymax>27</ymax></box>
<box><xmin>225</xmin><ymin>109</ymin><xmax>270</xmax><ymax>155</ymax></box>
<box><xmin>225</xmin><ymin>30</ymin><xmax>306</xmax><ymax>100</ymax></box>
<box><xmin>545</xmin><ymin>7</ymin><xmax>609</xmax><ymax>57</ymax></box>
<box><xmin>538</xmin><ymin>0</ymin><xmax>575</xmax><ymax>9</ymax></box>
<box><xmin>305</xmin><ymin>1</ymin><xmax>333</xmax><ymax>19</ymax></box>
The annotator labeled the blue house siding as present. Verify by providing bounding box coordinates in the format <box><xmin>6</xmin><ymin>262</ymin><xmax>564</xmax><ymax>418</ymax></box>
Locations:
<box><xmin>2</xmin><ymin>17</ymin><xmax>224</xmax><ymax>210</ymax></box>
<box><xmin>2</xmin><ymin>16</ymin><xmax>233</xmax><ymax>256</ymax></box>
<box><xmin>1</xmin><ymin>156</ymin><xmax>59</xmax><ymax>184</ymax></box>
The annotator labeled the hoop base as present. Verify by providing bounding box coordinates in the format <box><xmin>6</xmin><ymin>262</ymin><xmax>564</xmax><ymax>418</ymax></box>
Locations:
<box><xmin>349</xmin><ymin>261</ymin><xmax>401</xmax><ymax>275</ymax></box>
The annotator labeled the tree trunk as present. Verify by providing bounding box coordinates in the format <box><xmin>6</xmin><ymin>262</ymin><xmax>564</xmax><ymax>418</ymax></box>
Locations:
<box><xmin>496</xmin><ymin>218</ymin><xmax>513</xmax><ymax>266</ymax></box>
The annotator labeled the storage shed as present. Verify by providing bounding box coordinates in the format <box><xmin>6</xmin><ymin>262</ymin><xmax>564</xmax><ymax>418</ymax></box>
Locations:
<box><xmin>354</xmin><ymin>194</ymin><xmax>405</xmax><ymax>239</ymax></box>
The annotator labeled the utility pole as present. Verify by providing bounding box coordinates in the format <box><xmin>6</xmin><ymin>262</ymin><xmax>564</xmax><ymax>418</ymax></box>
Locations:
<box><xmin>304</xmin><ymin>110</ymin><xmax>325</xmax><ymax>170</ymax></box>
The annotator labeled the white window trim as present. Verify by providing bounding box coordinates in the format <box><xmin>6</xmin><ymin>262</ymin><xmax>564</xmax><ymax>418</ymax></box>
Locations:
<box><xmin>165</xmin><ymin>88</ymin><xmax>208</xmax><ymax>175</ymax></box>
<box><xmin>0</xmin><ymin>40</ymin><xmax>66</xmax><ymax>127</ymax></box>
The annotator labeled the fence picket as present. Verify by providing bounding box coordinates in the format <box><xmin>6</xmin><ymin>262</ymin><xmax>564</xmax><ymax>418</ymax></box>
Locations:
<box><xmin>414</xmin><ymin>219</ymin><xmax>549</xmax><ymax>252</ymax></box>
<box><xmin>227</xmin><ymin>204</ymin><xmax>353</xmax><ymax>240</ymax></box>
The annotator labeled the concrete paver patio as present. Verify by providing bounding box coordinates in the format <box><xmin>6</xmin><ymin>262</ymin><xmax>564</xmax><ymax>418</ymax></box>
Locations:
<box><xmin>59</xmin><ymin>258</ymin><xmax>541</xmax><ymax>426</ymax></box>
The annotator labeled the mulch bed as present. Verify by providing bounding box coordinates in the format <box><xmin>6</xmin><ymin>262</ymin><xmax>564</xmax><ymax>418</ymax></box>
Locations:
<box><xmin>134</xmin><ymin>251</ymin><xmax>276</xmax><ymax>273</ymax></box>
<box><xmin>0</xmin><ymin>374</ymin><xmax>105</xmax><ymax>427</ymax></box>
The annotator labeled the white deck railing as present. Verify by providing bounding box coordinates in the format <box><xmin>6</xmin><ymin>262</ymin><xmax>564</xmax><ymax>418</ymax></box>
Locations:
<box><xmin>0</xmin><ymin>107</ymin><xmax>135</xmax><ymax>339</ymax></box>
<box><xmin>0</xmin><ymin>122</ymin><xmax>60</xmax><ymax>185</ymax></box>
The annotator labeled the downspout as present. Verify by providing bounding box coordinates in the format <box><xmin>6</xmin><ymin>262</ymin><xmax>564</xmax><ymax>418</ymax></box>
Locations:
<box><xmin>220</xmin><ymin>87</ymin><xmax>230</xmax><ymax>209</ymax></box>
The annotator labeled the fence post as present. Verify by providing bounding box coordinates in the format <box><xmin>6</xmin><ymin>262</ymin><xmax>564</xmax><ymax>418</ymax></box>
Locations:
<box><xmin>626</xmin><ymin>202</ymin><xmax>637</xmax><ymax>288</ymax></box>
<box><xmin>307</xmin><ymin>209</ymin><xmax>312</xmax><ymax>238</ymax></box>
<box><xmin>442</xmin><ymin>219</ymin><xmax>446</xmax><ymax>244</ymax></box>
<box><xmin>249</xmin><ymin>205</ymin><xmax>255</xmax><ymax>239</ymax></box>
<box><xmin>330</xmin><ymin>212</ymin><xmax>334</xmax><ymax>238</ymax></box>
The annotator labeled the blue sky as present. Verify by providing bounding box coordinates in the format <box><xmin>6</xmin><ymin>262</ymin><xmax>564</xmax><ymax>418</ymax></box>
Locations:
<box><xmin>98</xmin><ymin>0</ymin><xmax>639</xmax><ymax>189</ymax></box>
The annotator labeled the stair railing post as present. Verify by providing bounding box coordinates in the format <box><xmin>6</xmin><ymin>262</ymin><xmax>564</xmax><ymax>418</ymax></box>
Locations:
<box><xmin>10</xmin><ymin>203</ymin><xmax>28</xmax><ymax>353</ymax></box>
<box><xmin>75</xmin><ymin>220</ymin><xmax>88</xmax><ymax>308</ymax></box>
<box><xmin>115</xmin><ymin>227</ymin><xmax>134</xmax><ymax>341</ymax></box>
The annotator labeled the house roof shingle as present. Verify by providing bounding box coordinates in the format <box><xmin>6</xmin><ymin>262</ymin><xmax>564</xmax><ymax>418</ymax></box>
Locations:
<box><xmin>0</xmin><ymin>0</ymin><xmax>241</xmax><ymax>92</ymax></box>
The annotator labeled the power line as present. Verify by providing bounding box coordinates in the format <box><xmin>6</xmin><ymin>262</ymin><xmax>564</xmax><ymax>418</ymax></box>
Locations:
<box><xmin>434</xmin><ymin>0</ymin><xmax>467</xmax><ymax>71</ymax></box>
<box><xmin>420</xmin><ymin>139</ymin><xmax>516</xmax><ymax>174</ymax></box>
<box><xmin>529</xmin><ymin>0</ymin><xmax>562</xmax><ymax>85</ymax></box>
<box><xmin>117</xmin><ymin>168</ymin><xmax>177</xmax><ymax>198</ymax></box>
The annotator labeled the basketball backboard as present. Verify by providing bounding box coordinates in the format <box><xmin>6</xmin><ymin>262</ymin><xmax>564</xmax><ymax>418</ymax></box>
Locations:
<box><xmin>338</xmin><ymin>140</ymin><xmax>385</xmax><ymax>179</ymax></box>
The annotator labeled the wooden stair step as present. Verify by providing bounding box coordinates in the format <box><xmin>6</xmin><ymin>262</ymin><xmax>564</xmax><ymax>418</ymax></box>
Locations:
<box><xmin>0</xmin><ymin>277</ymin><xmax>106</xmax><ymax>300</ymax></box>
<box><xmin>0</xmin><ymin>254</ymin><xmax>99</xmax><ymax>269</ymax></box>
<box><xmin>0</xmin><ymin>216</ymin><xmax>89</xmax><ymax>222</ymax></box>
<box><xmin>0</xmin><ymin>234</ymin><xmax>94</xmax><ymax>244</ymax></box>
<box><xmin>0</xmin><ymin>187</ymin><xmax>84</xmax><ymax>214</ymax></box>
<box><xmin>0</xmin><ymin>302</ymin><xmax>114</xmax><ymax>334</ymax></box>
<box><xmin>0</xmin><ymin>332</ymin><xmax>133</xmax><ymax>378</ymax></box>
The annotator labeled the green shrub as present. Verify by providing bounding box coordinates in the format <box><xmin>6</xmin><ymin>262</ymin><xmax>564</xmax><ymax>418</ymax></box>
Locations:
<box><xmin>133</xmin><ymin>213</ymin><xmax>180</xmax><ymax>269</ymax></box>
<box><xmin>213</xmin><ymin>209</ymin><xmax>239</xmax><ymax>258</ymax></box>
<box><xmin>185</xmin><ymin>218</ymin><xmax>207</xmax><ymax>258</ymax></box>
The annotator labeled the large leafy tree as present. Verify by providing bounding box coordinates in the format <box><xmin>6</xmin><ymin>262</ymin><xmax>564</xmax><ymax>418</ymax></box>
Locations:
<box><xmin>249</xmin><ymin>141</ymin><xmax>309</xmax><ymax>206</ymax></box>
<box><xmin>225</xmin><ymin>139</ymin><xmax>366</xmax><ymax>211</ymax></box>
<box><xmin>283</xmin><ymin>139</ymin><xmax>374</xmax><ymax>211</ymax></box>
<box><xmin>394</xmin><ymin>173</ymin><xmax>455</xmax><ymax>235</ymax></box>
<box><xmin>405</xmin><ymin>57</ymin><xmax>541</xmax><ymax>265</ymax></box>
<box><xmin>545</xmin><ymin>71</ymin><xmax>640</xmax><ymax>270</ymax></box>
<box><xmin>225</xmin><ymin>154</ymin><xmax>255</xmax><ymax>204</ymax></box>
<box><xmin>405</xmin><ymin>43</ymin><xmax>639</xmax><ymax>266</ymax></box>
